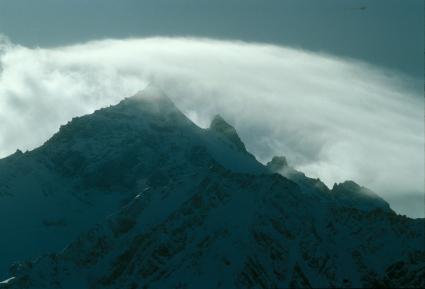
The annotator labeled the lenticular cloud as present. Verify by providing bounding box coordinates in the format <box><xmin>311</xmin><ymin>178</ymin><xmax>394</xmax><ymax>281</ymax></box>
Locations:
<box><xmin>0</xmin><ymin>36</ymin><xmax>423</xmax><ymax>214</ymax></box>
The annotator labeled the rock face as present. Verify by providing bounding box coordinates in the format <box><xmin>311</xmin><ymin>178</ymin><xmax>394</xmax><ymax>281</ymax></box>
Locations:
<box><xmin>0</xmin><ymin>88</ymin><xmax>423</xmax><ymax>289</ymax></box>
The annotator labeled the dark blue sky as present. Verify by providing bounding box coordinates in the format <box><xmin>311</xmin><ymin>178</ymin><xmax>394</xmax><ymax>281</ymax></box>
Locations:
<box><xmin>0</xmin><ymin>0</ymin><xmax>423</xmax><ymax>79</ymax></box>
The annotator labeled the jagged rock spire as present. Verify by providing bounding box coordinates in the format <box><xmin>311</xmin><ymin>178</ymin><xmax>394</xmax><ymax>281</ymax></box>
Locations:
<box><xmin>266</xmin><ymin>156</ymin><xmax>288</xmax><ymax>173</ymax></box>
<box><xmin>209</xmin><ymin>114</ymin><xmax>247</xmax><ymax>152</ymax></box>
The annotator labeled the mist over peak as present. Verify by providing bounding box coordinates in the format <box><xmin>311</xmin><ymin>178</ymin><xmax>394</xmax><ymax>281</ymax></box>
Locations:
<box><xmin>0</xmin><ymin>36</ymin><xmax>423</xmax><ymax>217</ymax></box>
<box><xmin>266</xmin><ymin>156</ymin><xmax>288</xmax><ymax>173</ymax></box>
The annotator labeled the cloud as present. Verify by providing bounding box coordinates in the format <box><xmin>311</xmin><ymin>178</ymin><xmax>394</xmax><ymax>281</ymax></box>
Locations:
<box><xmin>0</xmin><ymin>36</ymin><xmax>423</xmax><ymax>217</ymax></box>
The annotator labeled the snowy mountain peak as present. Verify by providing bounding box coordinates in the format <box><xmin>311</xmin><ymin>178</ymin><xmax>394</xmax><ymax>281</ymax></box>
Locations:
<box><xmin>117</xmin><ymin>85</ymin><xmax>179</xmax><ymax>116</ymax></box>
<box><xmin>209</xmin><ymin>114</ymin><xmax>246</xmax><ymax>152</ymax></box>
<box><xmin>0</xmin><ymin>89</ymin><xmax>423</xmax><ymax>289</ymax></box>
<box><xmin>266</xmin><ymin>156</ymin><xmax>288</xmax><ymax>172</ymax></box>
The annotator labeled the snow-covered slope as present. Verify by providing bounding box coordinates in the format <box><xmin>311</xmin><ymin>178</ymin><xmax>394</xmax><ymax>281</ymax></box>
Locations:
<box><xmin>0</xmin><ymin>86</ymin><xmax>263</xmax><ymax>279</ymax></box>
<box><xmin>0</xmin><ymin>87</ymin><xmax>423</xmax><ymax>288</ymax></box>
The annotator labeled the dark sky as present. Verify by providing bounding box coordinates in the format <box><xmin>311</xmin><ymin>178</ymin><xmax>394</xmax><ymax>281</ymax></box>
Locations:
<box><xmin>0</xmin><ymin>0</ymin><xmax>423</xmax><ymax>79</ymax></box>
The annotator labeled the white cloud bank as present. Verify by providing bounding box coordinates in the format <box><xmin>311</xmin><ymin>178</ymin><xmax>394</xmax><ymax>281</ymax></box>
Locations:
<box><xmin>0</xmin><ymin>37</ymin><xmax>423</xmax><ymax>217</ymax></box>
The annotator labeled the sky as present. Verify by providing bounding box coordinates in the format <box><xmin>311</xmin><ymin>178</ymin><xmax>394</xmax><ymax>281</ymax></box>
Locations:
<box><xmin>0</xmin><ymin>0</ymin><xmax>423</xmax><ymax>80</ymax></box>
<box><xmin>0</xmin><ymin>0</ymin><xmax>423</xmax><ymax>217</ymax></box>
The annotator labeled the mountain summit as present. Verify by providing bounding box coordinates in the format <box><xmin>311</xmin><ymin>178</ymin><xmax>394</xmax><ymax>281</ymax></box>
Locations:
<box><xmin>209</xmin><ymin>114</ymin><xmax>247</xmax><ymax>152</ymax></box>
<box><xmin>0</xmin><ymin>88</ymin><xmax>423</xmax><ymax>289</ymax></box>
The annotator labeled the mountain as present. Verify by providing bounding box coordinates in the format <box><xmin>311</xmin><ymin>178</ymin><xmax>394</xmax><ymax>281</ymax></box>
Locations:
<box><xmin>0</xmin><ymin>87</ymin><xmax>423</xmax><ymax>289</ymax></box>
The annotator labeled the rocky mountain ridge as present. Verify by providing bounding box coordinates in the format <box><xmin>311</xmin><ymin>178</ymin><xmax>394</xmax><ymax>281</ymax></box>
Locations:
<box><xmin>0</xmin><ymin>87</ymin><xmax>423</xmax><ymax>288</ymax></box>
